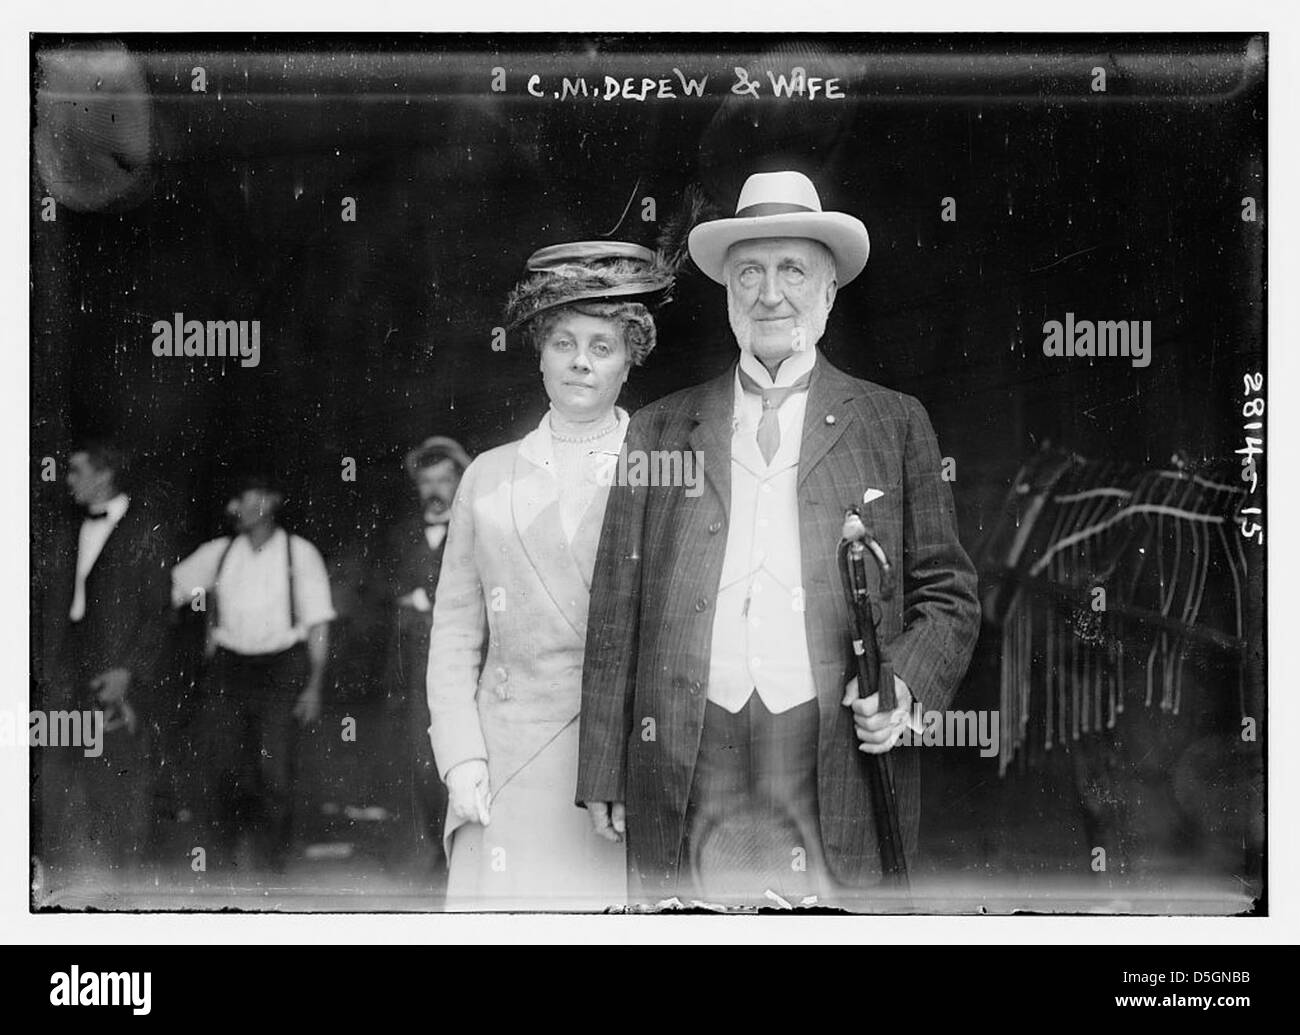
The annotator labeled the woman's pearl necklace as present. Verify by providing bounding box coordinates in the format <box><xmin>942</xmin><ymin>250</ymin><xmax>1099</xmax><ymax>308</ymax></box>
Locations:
<box><xmin>549</xmin><ymin>410</ymin><xmax>619</xmax><ymax>444</ymax></box>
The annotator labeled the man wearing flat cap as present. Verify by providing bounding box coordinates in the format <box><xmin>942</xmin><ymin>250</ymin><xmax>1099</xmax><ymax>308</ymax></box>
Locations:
<box><xmin>578</xmin><ymin>171</ymin><xmax>981</xmax><ymax>906</ymax></box>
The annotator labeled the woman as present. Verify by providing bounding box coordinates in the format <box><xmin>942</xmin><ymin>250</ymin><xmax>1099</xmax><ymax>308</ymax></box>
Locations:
<box><xmin>426</xmin><ymin>241</ymin><xmax>672</xmax><ymax>910</ymax></box>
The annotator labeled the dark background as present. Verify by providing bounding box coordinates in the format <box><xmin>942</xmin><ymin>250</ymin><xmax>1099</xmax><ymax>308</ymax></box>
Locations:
<box><xmin>30</xmin><ymin>34</ymin><xmax>1266</xmax><ymax>907</ymax></box>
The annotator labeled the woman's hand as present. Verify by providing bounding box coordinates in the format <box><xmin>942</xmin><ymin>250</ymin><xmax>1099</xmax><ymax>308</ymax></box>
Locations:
<box><xmin>584</xmin><ymin>801</ymin><xmax>625</xmax><ymax>843</ymax></box>
<box><xmin>446</xmin><ymin>759</ymin><xmax>491</xmax><ymax>826</ymax></box>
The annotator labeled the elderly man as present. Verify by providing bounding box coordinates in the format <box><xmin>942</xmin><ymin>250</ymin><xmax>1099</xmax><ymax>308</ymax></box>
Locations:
<box><xmin>577</xmin><ymin>171</ymin><xmax>981</xmax><ymax>906</ymax></box>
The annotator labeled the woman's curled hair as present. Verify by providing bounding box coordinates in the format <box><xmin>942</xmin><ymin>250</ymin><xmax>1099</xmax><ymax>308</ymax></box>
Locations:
<box><xmin>523</xmin><ymin>300</ymin><xmax>656</xmax><ymax>366</ymax></box>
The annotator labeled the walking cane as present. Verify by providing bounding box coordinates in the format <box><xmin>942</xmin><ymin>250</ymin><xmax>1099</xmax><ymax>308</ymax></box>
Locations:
<box><xmin>838</xmin><ymin>507</ymin><xmax>910</xmax><ymax>888</ymax></box>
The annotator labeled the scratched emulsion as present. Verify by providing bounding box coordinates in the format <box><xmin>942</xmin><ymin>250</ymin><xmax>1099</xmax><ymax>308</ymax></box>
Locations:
<box><xmin>28</xmin><ymin>34</ymin><xmax>1264</xmax><ymax>915</ymax></box>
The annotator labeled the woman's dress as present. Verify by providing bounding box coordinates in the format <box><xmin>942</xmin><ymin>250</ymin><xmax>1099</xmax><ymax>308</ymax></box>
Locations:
<box><xmin>427</xmin><ymin>408</ymin><xmax>629</xmax><ymax>911</ymax></box>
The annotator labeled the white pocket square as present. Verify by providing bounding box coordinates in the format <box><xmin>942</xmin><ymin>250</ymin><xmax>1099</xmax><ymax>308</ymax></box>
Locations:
<box><xmin>862</xmin><ymin>488</ymin><xmax>886</xmax><ymax>505</ymax></box>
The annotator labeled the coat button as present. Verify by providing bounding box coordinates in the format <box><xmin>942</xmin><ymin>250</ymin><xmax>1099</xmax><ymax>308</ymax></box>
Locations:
<box><xmin>825</xmin><ymin>414</ymin><xmax>836</xmax><ymax>425</ymax></box>
<box><xmin>690</xmin><ymin>680</ymin><xmax>702</xmax><ymax>695</ymax></box>
<box><xmin>708</xmin><ymin>520</ymin><xmax>723</xmax><ymax>534</ymax></box>
<box><xmin>694</xmin><ymin>596</ymin><xmax>709</xmax><ymax>612</ymax></box>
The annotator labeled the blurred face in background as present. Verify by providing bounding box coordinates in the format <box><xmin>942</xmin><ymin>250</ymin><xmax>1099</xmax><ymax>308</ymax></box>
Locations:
<box><xmin>415</xmin><ymin>457</ymin><xmax>461</xmax><ymax>523</ymax></box>
<box><xmin>538</xmin><ymin>310</ymin><xmax>632</xmax><ymax>422</ymax></box>
<box><xmin>725</xmin><ymin>237</ymin><xmax>837</xmax><ymax>371</ymax></box>
<box><xmin>226</xmin><ymin>488</ymin><xmax>283</xmax><ymax>533</ymax></box>
<box><xmin>66</xmin><ymin>451</ymin><xmax>116</xmax><ymax>508</ymax></box>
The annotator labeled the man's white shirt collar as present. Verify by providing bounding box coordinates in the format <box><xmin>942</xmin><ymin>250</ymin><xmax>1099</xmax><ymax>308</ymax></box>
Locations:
<box><xmin>736</xmin><ymin>343</ymin><xmax>818</xmax><ymax>390</ymax></box>
<box><xmin>87</xmin><ymin>493</ymin><xmax>130</xmax><ymax>523</ymax></box>
<box><xmin>70</xmin><ymin>493</ymin><xmax>130</xmax><ymax>622</ymax></box>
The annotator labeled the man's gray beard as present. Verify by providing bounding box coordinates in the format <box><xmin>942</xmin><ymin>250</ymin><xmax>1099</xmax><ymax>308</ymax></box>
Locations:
<box><xmin>727</xmin><ymin>290</ymin><xmax>831</xmax><ymax>362</ymax></box>
<box><xmin>727</xmin><ymin>289</ymin><xmax>755</xmax><ymax>353</ymax></box>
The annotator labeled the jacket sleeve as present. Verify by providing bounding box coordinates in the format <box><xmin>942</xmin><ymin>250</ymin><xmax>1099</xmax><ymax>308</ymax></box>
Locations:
<box><xmin>886</xmin><ymin>395</ymin><xmax>981</xmax><ymax>714</ymax></box>
<box><xmin>576</xmin><ymin>418</ymin><xmax>650</xmax><ymax>807</ymax></box>
<box><xmin>426</xmin><ymin>458</ymin><xmax>489</xmax><ymax>781</ymax></box>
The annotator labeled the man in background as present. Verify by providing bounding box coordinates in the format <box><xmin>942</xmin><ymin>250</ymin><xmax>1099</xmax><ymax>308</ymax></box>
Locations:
<box><xmin>172</xmin><ymin>474</ymin><xmax>335</xmax><ymax>875</ymax></box>
<box><xmin>36</xmin><ymin>439</ymin><xmax>174</xmax><ymax>879</ymax></box>
<box><xmin>383</xmin><ymin>437</ymin><xmax>470</xmax><ymax>885</ymax></box>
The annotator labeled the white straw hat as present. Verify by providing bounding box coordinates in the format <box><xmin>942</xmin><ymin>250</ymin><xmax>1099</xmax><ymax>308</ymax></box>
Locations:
<box><xmin>687</xmin><ymin>171</ymin><xmax>870</xmax><ymax>285</ymax></box>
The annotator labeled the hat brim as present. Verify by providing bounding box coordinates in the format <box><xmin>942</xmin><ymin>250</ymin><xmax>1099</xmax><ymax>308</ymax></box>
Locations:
<box><xmin>405</xmin><ymin>436</ymin><xmax>473</xmax><ymax>478</ymax></box>
<box><xmin>230</xmin><ymin>474</ymin><xmax>286</xmax><ymax>498</ymax></box>
<box><xmin>503</xmin><ymin>278</ymin><xmax>672</xmax><ymax>333</ymax></box>
<box><xmin>687</xmin><ymin>212</ymin><xmax>870</xmax><ymax>285</ymax></box>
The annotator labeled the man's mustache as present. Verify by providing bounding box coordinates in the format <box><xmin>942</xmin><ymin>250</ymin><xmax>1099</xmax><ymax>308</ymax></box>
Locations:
<box><xmin>422</xmin><ymin>495</ymin><xmax>453</xmax><ymax>518</ymax></box>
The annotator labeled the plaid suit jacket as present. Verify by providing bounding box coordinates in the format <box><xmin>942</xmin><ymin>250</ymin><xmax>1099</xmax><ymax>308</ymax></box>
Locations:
<box><xmin>577</xmin><ymin>351</ymin><xmax>980</xmax><ymax>898</ymax></box>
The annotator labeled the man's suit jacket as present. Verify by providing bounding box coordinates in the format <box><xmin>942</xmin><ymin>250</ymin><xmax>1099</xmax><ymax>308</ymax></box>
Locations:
<box><xmin>577</xmin><ymin>352</ymin><xmax>981</xmax><ymax>897</ymax></box>
<box><xmin>37</xmin><ymin>497</ymin><xmax>175</xmax><ymax>717</ymax></box>
<box><xmin>386</xmin><ymin>513</ymin><xmax>446</xmax><ymax>611</ymax></box>
<box><xmin>383</xmin><ymin>512</ymin><xmax>448</xmax><ymax>695</ymax></box>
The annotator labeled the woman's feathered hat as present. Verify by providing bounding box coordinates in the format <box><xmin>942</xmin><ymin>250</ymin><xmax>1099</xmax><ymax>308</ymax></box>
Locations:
<box><xmin>502</xmin><ymin>241</ymin><xmax>675</xmax><ymax>333</ymax></box>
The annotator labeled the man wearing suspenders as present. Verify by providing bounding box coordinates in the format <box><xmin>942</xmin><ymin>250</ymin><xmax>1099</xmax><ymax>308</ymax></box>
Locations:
<box><xmin>173</xmin><ymin>474</ymin><xmax>336</xmax><ymax>874</ymax></box>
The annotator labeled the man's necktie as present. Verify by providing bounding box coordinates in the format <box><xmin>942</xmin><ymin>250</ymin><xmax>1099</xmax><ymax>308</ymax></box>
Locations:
<box><xmin>738</xmin><ymin>367</ymin><xmax>812</xmax><ymax>464</ymax></box>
